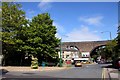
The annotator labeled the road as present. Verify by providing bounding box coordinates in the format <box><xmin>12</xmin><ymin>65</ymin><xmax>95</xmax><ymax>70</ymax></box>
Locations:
<box><xmin>1</xmin><ymin>64</ymin><xmax>111</xmax><ymax>80</ymax></box>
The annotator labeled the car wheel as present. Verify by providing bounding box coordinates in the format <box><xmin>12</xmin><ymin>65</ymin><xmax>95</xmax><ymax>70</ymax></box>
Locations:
<box><xmin>118</xmin><ymin>68</ymin><xmax>120</xmax><ymax>71</ymax></box>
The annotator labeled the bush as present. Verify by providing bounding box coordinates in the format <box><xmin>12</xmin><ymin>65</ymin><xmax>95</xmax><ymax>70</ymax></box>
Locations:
<box><xmin>31</xmin><ymin>58</ymin><xmax>38</xmax><ymax>69</ymax></box>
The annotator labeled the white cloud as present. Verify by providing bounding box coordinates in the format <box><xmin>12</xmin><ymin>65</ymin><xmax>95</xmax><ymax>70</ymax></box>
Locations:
<box><xmin>55</xmin><ymin>33</ymin><xmax>61</xmax><ymax>39</ymax></box>
<box><xmin>93</xmin><ymin>30</ymin><xmax>98</xmax><ymax>33</ymax></box>
<box><xmin>54</xmin><ymin>22</ymin><xmax>66</xmax><ymax>40</ymax></box>
<box><xmin>62</xmin><ymin>25</ymin><xmax>101</xmax><ymax>42</ymax></box>
<box><xmin>38</xmin><ymin>0</ymin><xmax>52</xmax><ymax>11</ymax></box>
<box><xmin>26</xmin><ymin>9</ymin><xmax>35</xmax><ymax>20</ymax></box>
<box><xmin>53</xmin><ymin>22</ymin><xmax>65</xmax><ymax>33</ymax></box>
<box><xmin>79</xmin><ymin>16</ymin><xmax>103</xmax><ymax>26</ymax></box>
<box><xmin>26</xmin><ymin>17</ymin><xmax>32</xmax><ymax>21</ymax></box>
<box><xmin>27</xmin><ymin>9</ymin><xmax>35</xmax><ymax>14</ymax></box>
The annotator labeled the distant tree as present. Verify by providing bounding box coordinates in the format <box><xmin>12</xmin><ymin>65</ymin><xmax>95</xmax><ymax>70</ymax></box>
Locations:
<box><xmin>104</xmin><ymin>40</ymin><xmax>117</xmax><ymax>60</ymax></box>
<box><xmin>100</xmin><ymin>25</ymin><xmax>120</xmax><ymax>60</ymax></box>
<box><xmin>91</xmin><ymin>40</ymin><xmax>117</xmax><ymax>62</ymax></box>
<box><xmin>115</xmin><ymin>25</ymin><xmax>120</xmax><ymax>58</ymax></box>
<box><xmin>111</xmin><ymin>25</ymin><xmax>120</xmax><ymax>68</ymax></box>
<box><xmin>117</xmin><ymin>25</ymin><xmax>120</xmax><ymax>46</ymax></box>
<box><xmin>91</xmin><ymin>26</ymin><xmax>120</xmax><ymax>62</ymax></box>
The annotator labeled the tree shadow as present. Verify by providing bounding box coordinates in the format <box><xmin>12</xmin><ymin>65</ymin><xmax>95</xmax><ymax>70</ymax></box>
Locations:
<box><xmin>0</xmin><ymin>69</ymin><xmax>9</xmax><ymax>75</ymax></box>
<box><xmin>101</xmin><ymin>64</ymin><xmax>114</xmax><ymax>68</ymax></box>
<box><xmin>23</xmin><ymin>73</ymin><xmax>36</xmax><ymax>75</ymax></box>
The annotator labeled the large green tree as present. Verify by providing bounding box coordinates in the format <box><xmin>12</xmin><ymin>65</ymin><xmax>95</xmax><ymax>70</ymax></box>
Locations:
<box><xmin>26</xmin><ymin>13</ymin><xmax>60</xmax><ymax>65</ymax></box>
<box><xmin>2</xmin><ymin>2</ymin><xmax>59</xmax><ymax>66</ymax></box>
<box><xmin>2</xmin><ymin>2</ymin><xmax>28</xmax><ymax>66</ymax></box>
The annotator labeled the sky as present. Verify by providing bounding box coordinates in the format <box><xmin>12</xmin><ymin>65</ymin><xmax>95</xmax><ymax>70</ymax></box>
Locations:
<box><xmin>20</xmin><ymin>2</ymin><xmax>118</xmax><ymax>42</ymax></box>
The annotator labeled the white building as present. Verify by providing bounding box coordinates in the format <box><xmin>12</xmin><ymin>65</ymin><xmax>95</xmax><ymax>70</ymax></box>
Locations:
<box><xmin>58</xmin><ymin>46</ymin><xmax>80</xmax><ymax>62</ymax></box>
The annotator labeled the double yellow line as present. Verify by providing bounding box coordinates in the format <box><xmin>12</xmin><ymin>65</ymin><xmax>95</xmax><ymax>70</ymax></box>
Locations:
<box><xmin>102</xmin><ymin>68</ymin><xmax>106</xmax><ymax>80</ymax></box>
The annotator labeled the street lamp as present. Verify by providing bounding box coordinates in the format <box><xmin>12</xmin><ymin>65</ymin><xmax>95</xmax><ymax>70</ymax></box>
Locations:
<box><xmin>59</xmin><ymin>35</ymin><xmax>68</xmax><ymax>67</ymax></box>
<box><xmin>59</xmin><ymin>38</ymin><xmax>62</xmax><ymax>67</ymax></box>
<box><xmin>101</xmin><ymin>31</ymin><xmax>112</xmax><ymax>40</ymax></box>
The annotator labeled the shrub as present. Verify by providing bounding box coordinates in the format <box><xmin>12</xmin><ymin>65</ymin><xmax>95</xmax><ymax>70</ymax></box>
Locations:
<box><xmin>31</xmin><ymin>58</ymin><xmax>38</xmax><ymax>69</ymax></box>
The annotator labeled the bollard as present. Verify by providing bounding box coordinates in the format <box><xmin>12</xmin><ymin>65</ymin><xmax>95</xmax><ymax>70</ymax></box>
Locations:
<box><xmin>42</xmin><ymin>62</ymin><xmax>45</xmax><ymax>67</ymax></box>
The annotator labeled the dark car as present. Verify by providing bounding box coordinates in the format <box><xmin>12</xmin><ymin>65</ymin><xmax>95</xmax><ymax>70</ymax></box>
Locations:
<box><xmin>118</xmin><ymin>61</ymin><xmax>120</xmax><ymax>71</ymax></box>
<box><xmin>112</xmin><ymin>58</ymin><xmax>120</xmax><ymax>69</ymax></box>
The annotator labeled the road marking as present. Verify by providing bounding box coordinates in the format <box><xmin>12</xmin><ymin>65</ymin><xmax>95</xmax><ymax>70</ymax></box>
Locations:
<box><xmin>102</xmin><ymin>68</ymin><xmax>104</xmax><ymax>80</ymax></box>
<box><xmin>102</xmin><ymin>68</ymin><xmax>105</xmax><ymax>80</ymax></box>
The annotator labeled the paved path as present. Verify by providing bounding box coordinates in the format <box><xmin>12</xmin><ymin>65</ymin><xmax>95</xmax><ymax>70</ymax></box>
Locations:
<box><xmin>0</xmin><ymin>67</ymin><xmax>68</xmax><ymax>71</ymax></box>
<box><xmin>106</xmin><ymin>68</ymin><xmax>119</xmax><ymax>80</ymax></box>
<box><xmin>101</xmin><ymin>65</ymin><xmax>119</xmax><ymax>80</ymax></box>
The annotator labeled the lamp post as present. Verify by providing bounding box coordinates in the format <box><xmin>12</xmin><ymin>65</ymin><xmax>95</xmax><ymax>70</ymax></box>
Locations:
<box><xmin>101</xmin><ymin>31</ymin><xmax>112</xmax><ymax>40</ymax></box>
<box><xmin>59</xmin><ymin>35</ymin><xmax>68</xmax><ymax>67</ymax></box>
<box><xmin>59</xmin><ymin>38</ymin><xmax>62</xmax><ymax>67</ymax></box>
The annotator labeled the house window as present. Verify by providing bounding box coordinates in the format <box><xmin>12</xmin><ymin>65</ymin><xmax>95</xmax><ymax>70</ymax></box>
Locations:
<box><xmin>66</xmin><ymin>55</ymin><xmax>69</xmax><ymax>58</ymax></box>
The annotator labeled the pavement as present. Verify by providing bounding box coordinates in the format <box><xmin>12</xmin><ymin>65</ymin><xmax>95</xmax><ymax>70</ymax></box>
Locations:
<box><xmin>0</xmin><ymin>66</ymin><xmax>70</xmax><ymax>72</ymax></box>
<box><xmin>103</xmin><ymin>68</ymin><xmax>119</xmax><ymax>80</ymax></box>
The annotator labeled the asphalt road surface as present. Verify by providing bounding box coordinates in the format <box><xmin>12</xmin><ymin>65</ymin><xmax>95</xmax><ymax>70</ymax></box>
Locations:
<box><xmin>1</xmin><ymin>64</ymin><xmax>111</xmax><ymax>80</ymax></box>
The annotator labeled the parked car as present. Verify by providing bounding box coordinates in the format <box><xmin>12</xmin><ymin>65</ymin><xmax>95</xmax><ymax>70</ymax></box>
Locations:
<box><xmin>75</xmin><ymin>61</ymin><xmax>82</xmax><ymax>67</ymax></box>
<box><xmin>118</xmin><ymin>61</ymin><xmax>120</xmax><ymax>71</ymax></box>
<box><xmin>112</xmin><ymin>58</ymin><xmax>120</xmax><ymax>69</ymax></box>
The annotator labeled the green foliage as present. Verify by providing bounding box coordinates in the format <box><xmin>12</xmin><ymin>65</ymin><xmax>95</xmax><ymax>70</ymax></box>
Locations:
<box><xmin>2</xmin><ymin>2</ymin><xmax>59</xmax><ymax>66</ymax></box>
<box><xmin>104</xmin><ymin>40</ymin><xmax>117</xmax><ymax>59</ymax></box>
<box><xmin>116</xmin><ymin>26</ymin><xmax>120</xmax><ymax>57</ymax></box>
<box><xmin>2</xmin><ymin>2</ymin><xmax>28</xmax><ymax>54</ymax></box>
<box><xmin>105</xmin><ymin>40</ymin><xmax>117</xmax><ymax>52</ymax></box>
<box><xmin>91</xmin><ymin>40</ymin><xmax>118</xmax><ymax>61</ymax></box>
<box><xmin>112</xmin><ymin>23</ymin><xmax>120</xmax><ymax>68</ymax></box>
<box><xmin>0</xmin><ymin>5</ymin><xmax>1</xmax><ymax>25</ymax></box>
<box><xmin>31</xmin><ymin>57</ymin><xmax>38</xmax><ymax>69</ymax></box>
<box><xmin>98</xmin><ymin>25</ymin><xmax>120</xmax><ymax>60</ymax></box>
<box><xmin>2</xmin><ymin>2</ymin><xmax>29</xmax><ymax>66</ymax></box>
<box><xmin>28</xmin><ymin>13</ymin><xmax>59</xmax><ymax>63</ymax></box>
